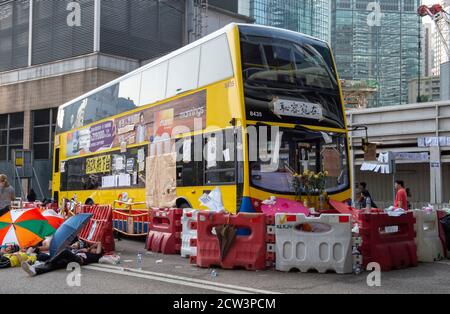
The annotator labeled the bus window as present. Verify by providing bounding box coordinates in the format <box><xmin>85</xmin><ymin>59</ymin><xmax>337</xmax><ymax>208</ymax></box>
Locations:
<box><xmin>60</xmin><ymin>145</ymin><xmax>147</xmax><ymax>192</ymax></box>
<box><xmin>54</xmin><ymin>148</ymin><xmax>60</xmax><ymax>173</ymax></box>
<box><xmin>166</xmin><ymin>46</ymin><xmax>201</xmax><ymax>98</ymax></box>
<box><xmin>117</xmin><ymin>74</ymin><xmax>141</xmax><ymax>106</ymax></box>
<box><xmin>176</xmin><ymin>136</ymin><xmax>203</xmax><ymax>187</ymax></box>
<box><xmin>140</xmin><ymin>62</ymin><xmax>168</xmax><ymax>106</ymax></box>
<box><xmin>239</xmin><ymin>25</ymin><xmax>344</xmax><ymax>129</ymax></box>
<box><xmin>199</xmin><ymin>34</ymin><xmax>234</xmax><ymax>87</ymax></box>
<box><xmin>250</xmin><ymin>127</ymin><xmax>349</xmax><ymax>195</ymax></box>
<box><xmin>204</xmin><ymin>129</ymin><xmax>236</xmax><ymax>185</ymax></box>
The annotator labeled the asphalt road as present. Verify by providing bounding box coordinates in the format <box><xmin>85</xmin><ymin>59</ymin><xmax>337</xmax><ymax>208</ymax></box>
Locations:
<box><xmin>1</xmin><ymin>239</ymin><xmax>450</xmax><ymax>294</ymax></box>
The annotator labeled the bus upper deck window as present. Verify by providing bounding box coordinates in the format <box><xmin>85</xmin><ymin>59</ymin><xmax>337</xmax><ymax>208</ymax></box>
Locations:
<box><xmin>54</xmin><ymin>148</ymin><xmax>60</xmax><ymax>173</ymax></box>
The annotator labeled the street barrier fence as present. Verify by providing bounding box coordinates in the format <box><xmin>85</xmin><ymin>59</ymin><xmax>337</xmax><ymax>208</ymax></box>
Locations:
<box><xmin>191</xmin><ymin>212</ymin><xmax>272</xmax><ymax>271</ymax></box>
<box><xmin>181</xmin><ymin>209</ymin><xmax>200</xmax><ymax>258</ymax></box>
<box><xmin>146</xmin><ymin>208</ymin><xmax>183</xmax><ymax>254</ymax></box>
<box><xmin>78</xmin><ymin>205</ymin><xmax>115</xmax><ymax>253</ymax></box>
<box><xmin>275</xmin><ymin>214</ymin><xmax>353</xmax><ymax>274</ymax></box>
<box><xmin>358</xmin><ymin>211</ymin><xmax>417</xmax><ymax>271</ymax></box>
<box><xmin>413</xmin><ymin>210</ymin><xmax>445</xmax><ymax>262</ymax></box>
<box><xmin>112</xmin><ymin>201</ymin><xmax>150</xmax><ymax>237</ymax></box>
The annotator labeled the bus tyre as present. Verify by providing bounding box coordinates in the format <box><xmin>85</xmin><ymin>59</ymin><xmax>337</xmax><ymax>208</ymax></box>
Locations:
<box><xmin>177</xmin><ymin>200</ymin><xmax>190</xmax><ymax>209</ymax></box>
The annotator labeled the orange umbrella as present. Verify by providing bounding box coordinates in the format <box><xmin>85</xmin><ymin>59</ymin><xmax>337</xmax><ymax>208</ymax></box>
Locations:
<box><xmin>0</xmin><ymin>208</ymin><xmax>55</xmax><ymax>248</ymax></box>
<box><xmin>41</xmin><ymin>209</ymin><xmax>65</xmax><ymax>230</ymax></box>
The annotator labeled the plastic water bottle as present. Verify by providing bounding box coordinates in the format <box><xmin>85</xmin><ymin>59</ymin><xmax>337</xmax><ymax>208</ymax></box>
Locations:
<box><xmin>319</xmin><ymin>194</ymin><xmax>325</xmax><ymax>210</ymax></box>
<box><xmin>353</xmin><ymin>265</ymin><xmax>362</xmax><ymax>275</ymax></box>
<box><xmin>366</xmin><ymin>197</ymin><xmax>372</xmax><ymax>212</ymax></box>
<box><xmin>136</xmin><ymin>252</ymin><xmax>143</xmax><ymax>270</ymax></box>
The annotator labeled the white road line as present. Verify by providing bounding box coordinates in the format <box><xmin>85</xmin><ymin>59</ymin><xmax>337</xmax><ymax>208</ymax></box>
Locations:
<box><xmin>84</xmin><ymin>264</ymin><xmax>282</xmax><ymax>295</ymax></box>
<box><xmin>436</xmin><ymin>261</ymin><xmax>450</xmax><ymax>266</ymax></box>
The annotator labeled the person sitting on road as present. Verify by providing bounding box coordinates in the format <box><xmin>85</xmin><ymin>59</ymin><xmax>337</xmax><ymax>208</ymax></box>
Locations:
<box><xmin>21</xmin><ymin>242</ymin><xmax>103</xmax><ymax>277</ymax></box>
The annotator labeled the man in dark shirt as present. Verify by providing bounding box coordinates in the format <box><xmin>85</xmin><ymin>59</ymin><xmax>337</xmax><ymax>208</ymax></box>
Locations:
<box><xmin>21</xmin><ymin>242</ymin><xmax>103</xmax><ymax>277</ymax></box>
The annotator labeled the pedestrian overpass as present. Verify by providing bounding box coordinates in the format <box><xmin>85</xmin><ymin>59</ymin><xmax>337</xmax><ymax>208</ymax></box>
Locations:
<box><xmin>347</xmin><ymin>100</ymin><xmax>450</xmax><ymax>208</ymax></box>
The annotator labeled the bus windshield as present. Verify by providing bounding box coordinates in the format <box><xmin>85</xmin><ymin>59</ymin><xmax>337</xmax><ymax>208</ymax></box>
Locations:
<box><xmin>250</xmin><ymin>127</ymin><xmax>349</xmax><ymax>195</ymax></box>
<box><xmin>239</xmin><ymin>25</ymin><xmax>345</xmax><ymax>129</ymax></box>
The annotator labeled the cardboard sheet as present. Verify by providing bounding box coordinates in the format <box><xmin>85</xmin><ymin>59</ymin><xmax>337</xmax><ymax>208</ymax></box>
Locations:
<box><xmin>145</xmin><ymin>153</ymin><xmax>177</xmax><ymax>208</ymax></box>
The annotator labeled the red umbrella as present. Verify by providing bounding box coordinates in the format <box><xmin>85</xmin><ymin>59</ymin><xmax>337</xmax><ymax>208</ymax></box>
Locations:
<box><xmin>41</xmin><ymin>209</ymin><xmax>65</xmax><ymax>230</ymax></box>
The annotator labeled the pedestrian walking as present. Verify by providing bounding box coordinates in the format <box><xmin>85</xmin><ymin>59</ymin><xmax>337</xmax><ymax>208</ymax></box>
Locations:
<box><xmin>394</xmin><ymin>180</ymin><xmax>408</xmax><ymax>210</ymax></box>
<box><xmin>0</xmin><ymin>174</ymin><xmax>15</xmax><ymax>216</ymax></box>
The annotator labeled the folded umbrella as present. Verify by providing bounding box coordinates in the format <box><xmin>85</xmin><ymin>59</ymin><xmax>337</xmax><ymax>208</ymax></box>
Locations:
<box><xmin>215</xmin><ymin>223</ymin><xmax>237</xmax><ymax>262</ymax></box>
<box><xmin>41</xmin><ymin>209</ymin><xmax>65</xmax><ymax>230</ymax></box>
<box><xmin>49</xmin><ymin>213</ymin><xmax>92</xmax><ymax>259</ymax></box>
<box><xmin>0</xmin><ymin>208</ymin><xmax>55</xmax><ymax>248</ymax></box>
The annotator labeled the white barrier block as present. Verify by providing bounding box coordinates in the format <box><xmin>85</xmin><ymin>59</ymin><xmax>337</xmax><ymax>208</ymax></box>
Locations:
<box><xmin>181</xmin><ymin>209</ymin><xmax>199</xmax><ymax>258</ymax></box>
<box><xmin>413</xmin><ymin>210</ymin><xmax>445</xmax><ymax>263</ymax></box>
<box><xmin>275</xmin><ymin>214</ymin><xmax>353</xmax><ymax>274</ymax></box>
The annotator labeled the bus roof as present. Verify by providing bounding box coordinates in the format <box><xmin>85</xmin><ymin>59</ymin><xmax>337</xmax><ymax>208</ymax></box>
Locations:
<box><xmin>58</xmin><ymin>23</ymin><xmax>328</xmax><ymax>111</ymax></box>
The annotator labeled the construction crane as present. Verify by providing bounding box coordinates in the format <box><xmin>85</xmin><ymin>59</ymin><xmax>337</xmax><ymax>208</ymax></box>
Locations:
<box><xmin>418</xmin><ymin>3</ymin><xmax>450</xmax><ymax>58</ymax></box>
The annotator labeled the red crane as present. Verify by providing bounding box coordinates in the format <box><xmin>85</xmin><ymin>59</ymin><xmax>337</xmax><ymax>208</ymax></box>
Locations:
<box><xmin>418</xmin><ymin>3</ymin><xmax>450</xmax><ymax>58</ymax></box>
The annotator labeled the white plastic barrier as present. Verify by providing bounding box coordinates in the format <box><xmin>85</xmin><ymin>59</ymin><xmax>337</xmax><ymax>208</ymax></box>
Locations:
<box><xmin>413</xmin><ymin>210</ymin><xmax>445</xmax><ymax>262</ymax></box>
<box><xmin>275</xmin><ymin>214</ymin><xmax>353</xmax><ymax>274</ymax></box>
<box><xmin>181</xmin><ymin>209</ymin><xmax>199</xmax><ymax>258</ymax></box>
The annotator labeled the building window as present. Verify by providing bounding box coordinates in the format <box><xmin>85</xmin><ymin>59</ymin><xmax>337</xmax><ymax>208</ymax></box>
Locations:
<box><xmin>0</xmin><ymin>112</ymin><xmax>24</xmax><ymax>161</ymax></box>
<box><xmin>32</xmin><ymin>108</ymin><xmax>57</xmax><ymax>160</ymax></box>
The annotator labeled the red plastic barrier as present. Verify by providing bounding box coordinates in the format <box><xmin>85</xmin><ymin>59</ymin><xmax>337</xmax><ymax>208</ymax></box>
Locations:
<box><xmin>45</xmin><ymin>203</ymin><xmax>59</xmax><ymax>211</ymax></box>
<box><xmin>146</xmin><ymin>208</ymin><xmax>183</xmax><ymax>254</ymax></box>
<box><xmin>437</xmin><ymin>210</ymin><xmax>449</xmax><ymax>258</ymax></box>
<box><xmin>191</xmin><ymin>212</ymin><xmax>270</xmax><ymax>271</ymax></box>
<box><xmin>359</xmin><ymin>212</ymin><xmax>417</xmax><ymax>271</ymax></box>
<box><xmin>79</xmin><ymin>205</ymin><xmax>115</xmax><ymax>253</ymax></box>
<box><xmin>329</xmin><ymin>200</ymin><xmax>359</xmax><ymax>222</ymax></box>
<box><xmin>22</xmin><ymin>202</ymin><xmax>38</xmax><ymax>209</ymax></box>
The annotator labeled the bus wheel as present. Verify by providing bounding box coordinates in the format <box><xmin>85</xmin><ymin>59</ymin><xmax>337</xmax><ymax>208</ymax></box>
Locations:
<box><xmin>176</xmin><ymin>199</ymin><xmax>191</xmax><ymax>209</ymax></box>
<box><xmin>85</xmin><ymin>198</ymin><xmax>95</xmax><ymax>206</ymax></box>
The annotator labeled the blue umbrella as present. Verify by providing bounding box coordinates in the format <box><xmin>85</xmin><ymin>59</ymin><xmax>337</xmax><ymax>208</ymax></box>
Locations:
<box><xmin>49</xmin><ymin>213</ymin><xmax>93</xmax><ymax>259</ymax></box>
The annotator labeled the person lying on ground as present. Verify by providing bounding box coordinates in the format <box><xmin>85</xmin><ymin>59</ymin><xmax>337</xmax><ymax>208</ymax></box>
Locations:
<box><xmin>21</xmin><ymin>242</ymin><xmax>103</xmax><ymax>277</ymax></box>
<box><xmin>0</xmin><ymin>244</ymin><xmax>19</xmax><ymax>256</ymax></box>
<box><xmin>0</xmin><ymin>249</ymin><xmax>37</xmax><ymax>269</ymax></box>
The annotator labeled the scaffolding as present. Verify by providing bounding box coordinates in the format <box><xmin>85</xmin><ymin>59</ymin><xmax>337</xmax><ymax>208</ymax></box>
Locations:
<box><xmin>192</xmin><ymin>0</ymin><xmax>209</xmax><ymax>41</ymax></box>
<box><xmin>341</xmin><ymin>80</ymin><xmax>378</xmax><ymax>109</ymax></box>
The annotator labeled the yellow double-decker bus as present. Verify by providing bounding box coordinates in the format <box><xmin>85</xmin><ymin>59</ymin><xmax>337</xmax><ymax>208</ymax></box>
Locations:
<box><xmin>52</xmin><ymin>23</ymin><xmax>351</xmax><ymax>213</ymax></box>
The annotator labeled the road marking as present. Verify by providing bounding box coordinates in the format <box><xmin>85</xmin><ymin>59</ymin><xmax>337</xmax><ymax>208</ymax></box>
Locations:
<box><xmin>436</xmin><ymin>261</ymin><xmax>450</xmax><ymax>267</ymax></box>
<box><xmin>84</xmin><ymin>264</ymin><xmax>282</xmax><ymax>295</ymax></box>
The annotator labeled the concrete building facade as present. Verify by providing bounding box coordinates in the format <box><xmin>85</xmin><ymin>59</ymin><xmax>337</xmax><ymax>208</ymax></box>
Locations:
<box><xmin>441</xmin><ymin>61</ymin><xmax>450</xmax><ymax>100</ymax></box>
<box><xmin>408</xmin><ymin>76</ymin><xmax>441</xmax><ymax>103</ymax></box>
<box><xmin>347</xmin><ymin>101</ymin><xmax>450</xmax><ymax>208</ymax></box>
<box><xmin>422</xmin><ymin>22</ymin><xmax>433</xmax><ymax>78</ymax></box>
<box><xmin>0</xmin><ymin>0</ymin><xmax>250</xmax><ymax>199</ymax></box>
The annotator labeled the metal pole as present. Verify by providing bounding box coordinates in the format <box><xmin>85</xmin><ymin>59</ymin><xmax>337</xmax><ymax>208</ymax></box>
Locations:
<box><xmin>32</xmin><ymin>168</ymin><xmax>44</xmax><ymax>201</ymax></box>
<box><xmin>417</xmin><ymin>20</ymin><xmax>422</xmax><ymax>102</ymax></box>
<box><xmin>392</xmin><ymin>159</ymin><xmax>396</xmax><ymax>204</ymax></box>
<box><xmin>93</xmin><ymin>0</ymin><xmax>101</xmax><ymax>52</ymax></box>
<box><xmin>28</xmin><ymin>0</ymin><xmax>33</xmax><ymax>66</ymax></box>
